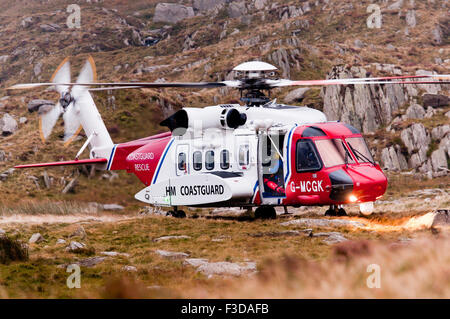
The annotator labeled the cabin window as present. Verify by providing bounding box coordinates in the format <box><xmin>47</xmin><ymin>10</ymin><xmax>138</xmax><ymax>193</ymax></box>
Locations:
<box><xmin>239</xmin><ymin>145</ymin><xmax>249</xmax><ymax>167</ymax></box>
<box><xmin>315</xmin><ymin>139</ymin><xmax>355</xmax><ymax>167</ymax></box>
<box><xmin>205</xmin><ymin>150</ymin><xmax>215</xmax><ymax>170</ymax></box>
<box><xmin>296</xmin><ymin>140</ymin><xmax>321</xmax><ymax>172</ymax></box>
<box><xmin>345</xmin><ymin>137</ymin><xmax>374</xmax><ymax>163</ymax></box>
<box><xmin>193</xmin><ymin>151</ymin><xmax>202</xmax><ymax>171</ymax></box>
<box><xmin>220</xmin><ymin>150</ymin><xmax>230</xmax><ymax>170</ymax></box>
<box><xmin>177</xmin><ymin>152</ymin><xmax>187</xmax><ymax>171</ymax></box>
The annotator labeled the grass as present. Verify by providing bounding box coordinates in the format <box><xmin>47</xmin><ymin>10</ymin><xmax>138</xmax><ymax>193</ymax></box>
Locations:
<box><xmin>0</xmin><ymin>182</ymin><xmax>447</xmax><ymax>298</ymax></box>
<box><xmin>0</xmin><ymin>236</ymin><xmax>29</xmax><ymax>264</ymax></box>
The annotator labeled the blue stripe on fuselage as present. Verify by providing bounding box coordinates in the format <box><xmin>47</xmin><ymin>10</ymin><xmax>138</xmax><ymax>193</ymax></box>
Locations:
<box><xmin>152</xmin><ymin>138</ymin><xmax>174</xmax><ymax>184</ymax></box>
<box><xmin>107</xmin><ymin>144</ymin><xmax>117</xmax><ymax>170</ymax></box>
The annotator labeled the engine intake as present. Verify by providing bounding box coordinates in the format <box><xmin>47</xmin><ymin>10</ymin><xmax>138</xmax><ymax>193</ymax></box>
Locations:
<box><xmin>160</xmin><ymin>106</ymin><xmax>247</xmax><ymax>134</ymax></box>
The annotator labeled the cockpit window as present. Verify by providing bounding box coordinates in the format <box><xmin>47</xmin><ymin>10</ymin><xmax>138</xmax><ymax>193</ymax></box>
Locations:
<box><xmin>346</xmin><ymin>137</ymin><xmax>374</xmax><ymax>164</ymax></box>
<box><xmin>296</xmin><ymin>140</ymin><xmax>322</xmax><ymax>172</ymax></box>
<box><xmin>315</xmin><ymin>139</ymin><xmax>355</xmax><ymax>167</ymax></box>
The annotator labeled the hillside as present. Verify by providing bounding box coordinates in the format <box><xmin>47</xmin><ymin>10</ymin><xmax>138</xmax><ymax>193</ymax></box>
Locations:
<box><xmin>0</xmin><ymin>0</ymin><xmax>448</xmax><ymax>206</ymax></box>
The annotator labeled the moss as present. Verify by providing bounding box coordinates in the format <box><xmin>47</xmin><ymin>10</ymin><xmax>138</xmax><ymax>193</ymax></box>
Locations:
<box><xmin>427</xmin><ymin>139</ymin><xmax>439</xmax><ymax>158</ymax></box>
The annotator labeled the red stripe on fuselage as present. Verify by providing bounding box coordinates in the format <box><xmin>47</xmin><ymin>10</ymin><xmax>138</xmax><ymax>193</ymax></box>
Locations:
<box><xmin>109</xmin><ymin>132</ymin><xmax>171</xmax><ymax>171</ymax></box>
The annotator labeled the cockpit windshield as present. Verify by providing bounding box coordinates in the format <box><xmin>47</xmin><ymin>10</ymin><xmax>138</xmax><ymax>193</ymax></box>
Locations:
<box><xmin>315</xmin><ymin>139</ymin><xmax>355</xmax><ymax>167</ymax></box>
<box><xmin>346</xmin><ymin>137</ymin><xmax>374</xmax><ymax>164</ymax></box>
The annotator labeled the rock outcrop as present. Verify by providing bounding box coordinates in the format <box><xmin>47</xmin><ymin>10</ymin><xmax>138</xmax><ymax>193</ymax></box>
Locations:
<box><xmin>153</xmin><ymin>3</ymin><xmax>195</xmax><ymax>24</ymax></box>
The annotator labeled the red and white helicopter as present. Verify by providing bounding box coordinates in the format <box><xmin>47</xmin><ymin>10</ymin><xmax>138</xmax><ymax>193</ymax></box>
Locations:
<box><xmin>9</xmin><ymin>58</ymin><xmax>450</xmax><ymax>218</ymax></box>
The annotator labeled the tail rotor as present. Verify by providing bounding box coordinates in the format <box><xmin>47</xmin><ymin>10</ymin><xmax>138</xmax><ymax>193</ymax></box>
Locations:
<box><xmin>32</xmin><ymin>57</ymin><xmax>98</xmax><ymax>146</ymax></box>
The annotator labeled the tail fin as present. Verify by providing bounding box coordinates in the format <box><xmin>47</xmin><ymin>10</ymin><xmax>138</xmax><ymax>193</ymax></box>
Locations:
<box><xmin>17</xmin><ymin>57</ymin><xmax>114</xmax><ymax>169</ymax></box>
<box><xmin>58</xmin><ymin>57</ymin><xmax>114</xmax><ymax>162</ymax></box>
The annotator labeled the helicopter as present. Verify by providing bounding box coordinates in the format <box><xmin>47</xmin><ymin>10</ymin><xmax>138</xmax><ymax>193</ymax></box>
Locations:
<box><xmin>8</xmin><ymin>58</ymin><xmax>450</xmax><ymax>219</ymax></box>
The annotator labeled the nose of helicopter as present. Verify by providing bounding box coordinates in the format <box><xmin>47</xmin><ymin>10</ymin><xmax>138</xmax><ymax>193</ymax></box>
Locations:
<box><xmin>344</xmin><ymin>165</ymin><xmax>388</xmax><ymax>203</ymax></box>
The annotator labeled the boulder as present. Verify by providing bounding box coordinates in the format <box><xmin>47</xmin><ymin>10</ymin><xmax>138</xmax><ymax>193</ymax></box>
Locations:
<box><xmin>228</xmin><ymin>1</ymin><xmax>247</xmax><ymax>18</ymax></box>
<box><xmin>405</xmin><ymin>103</ymin><xmax>425</xmax><ymax>119</ymax></box>
<box><xmin>193</xmin><ymin>0</ymin><xmax>225</xmax><ymax>12</ymax></box>
<box><xmin>0</xmin><ymin>168</ymin><xmax>15</xmax><ymax>181</ymax></box>
<box><xmin>153</xmin><ymin>235</ymin><xmax>191</xmax><ymax>242</ymax></box>
<box><xmin>153</xmin><ymin>3</ymin><xmax>194</xmax><ymax>24</ymax></box>
<box><xmin>284</xmin><ymin>88</ymin><xmax>310</xmax><ymax>103</ymax></box>
<box><xmin>405</xmin><ymin>10</ymin><xmax>416</xmax><ymax>27</ymax></box>
<box><xmin>381</xmin><ymin>146</ymin><xmax>408</xmax><ymax>171</ymax></box>
<box><xmin>430</xmin><ymin>149</ymin><xmax>448</xmax><ymax>172</ymax></box>
<box><xmin>27</xmin><ymin>99</ymin><xmax>55</xmax><ymax>113</ymax></box>
<box><xmin>431</xmin><ymin>24</ymin><xmax>443</xmax><ymax>45</ymax></box>
<box><xmin>184</xmin><ymin>258</ymin><xmax>209</xmax><ymax>267</ymax></box>
<box><xmin>77</xmin><ymin>257</ymin><xmax>106</xmax><ymax>267</ymax></box>
<box><xmin>280</xmin><ymin>218</ymin><xmax>365</xmax><ymax>228</ymax></box>
<box><xmin>101</xmin><ymin>251</ymin><xmax>130</xmax><ymax>257</ymax></box>
<box><xmin>354</xmin><ymin>39</ymin><xmax>365</xmax><ymax>49</ymax></box>
<box><xmin>65</xmin><ymin>241</ymin><xmax>86</xmax><ymax>252</ymax></box>
<box><xmin>39</xmin><ymin>23</ymin><xmax>60</xmax><ymax>32</ymax></box>
<box><xmin>56</xmin><ymin>239</ymin><xmax>66</xmax><ymax>245</ymax></box>
<box><xmin>155</xmin><ymin>249</ymin><xmax>189</xmax><ymax>259</ymax></box>
<box><xmin>62</xmin><ymin>177</ymin><xmax>78</xmax><ymax>194</ymax></box>
<box><xmin>29</xmin><ymin>233</ymin><xmax>44</xmax><ymax>244</ymax></box>
<box><xmin>388</xmin><ymin>0</ymin><xmax>404</xmax><ymax>10</ymax></box>
<box><xmin>431</xmin><ymin>125</ymin><xmax>450</xmax><ymax>140</ymax></box>
<box><xmin>21</xmin><ymin>17</ymin><xmax>34</xmax><ymax>28</ymax></box>
<box><xmin>254</xmin><ymin>0</ymin><xmax>267</xmax><ymax>10</ymax></box>
<box><xmin>70</xmin><ymin>226</ymin><xmax>87</xmax><ymax>240</ymax></box>
<box><xmin>422</xmin><ymin>94</ymin><xmax>449</xmax><ymax>108</ymax></box>
<box><xmin>1</xmin><ymin>114</ymin><xmax>18</xmax><ymax>136</ymax></box>
<box><xmin>197</xmin><ymin>261</ymin><xmax>256</xmax><ymax>276</ymax></box>
<box><xmin>122</xmin><ymin>265</ymin><xmax>138</xmax><ymax>272</ymax></box>
<box><xmin>400</xmin><ymin>123</ymin><xmax>430</xmax><ymax>167</ymax></box>
<box><xmin>0</xmin><ymin>55</ymin><xmax>9</xmax><ymax>63</ymax></box>
<box><xmin>312</xmin><ymin>232</ymin><xmax>348</xmax><ymax>244</ymax></box>
<box><xmin>415</xmin><ymin>70</ymin><xmax>441</xmax><ymax>94</ymax></box>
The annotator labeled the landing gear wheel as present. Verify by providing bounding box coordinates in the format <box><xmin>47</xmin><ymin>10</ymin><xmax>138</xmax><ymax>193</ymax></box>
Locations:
<box><xmin>167</xmin><ymin>210</ymin><xmax>175</xmax><ymax>217</ymax></box>
<box><xmin>167</xmin><ymin>210</ymin><xmax>186</xmax><ymax>218</ymax></box>
<box><xmin>324</xmin><ymin>209</ymin><xmax>336</xmax><ymax>216</ymax></box>
<box><xmin>337</xmin><ymin>208</ymin><xmax>347</xmax><ymax>216</ymax></box>
<box><xmin>325</xmin><ymin>205</ymin><xmax>340</xmax><ymax>217</ymax></box>
<box><xmin>175</xmin><ymin>210</ymin><xmax>186</xmax><ymax>218</ymax></box>
<box><xmin>255</xmin><ymin>206</ymin><xmax>277</xmax><ymax>219</ymax></box>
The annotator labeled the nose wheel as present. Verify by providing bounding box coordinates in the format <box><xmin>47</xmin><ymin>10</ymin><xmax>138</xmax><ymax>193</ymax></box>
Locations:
<box><xmin>325</xmin><ymin>205</ymin><xmax>347</xmax><ymax>217</ymax></box>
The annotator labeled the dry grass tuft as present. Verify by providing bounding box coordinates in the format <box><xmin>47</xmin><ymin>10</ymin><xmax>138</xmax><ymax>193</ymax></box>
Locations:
<box><xmin>188</xmin><ymin>236</ymin><xmax>450</xmax><ymax>298</ymax></box>
<box><xmin>0</xmin><ymin>201</ymin><xmax>98</xmax><ymax>216</ymax></box>
<box><xmin>0</xmin><ymin>236</ymin><xmax>29</xmax><ymax>264</ymax></box>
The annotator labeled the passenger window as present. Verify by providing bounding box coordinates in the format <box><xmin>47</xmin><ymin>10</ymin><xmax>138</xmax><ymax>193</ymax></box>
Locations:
<box><xmin>205</xmin><ymin>150</ymin><xmax>215</xmax><ymax>170</ymax></box>
<box><xmin>296</xmin><ymin>140</ymin><xmax>321</xmax><ymax>172</ymax></box>
<box><xmin>239</xmin><ymin>145</ymin><xmax>249</xmax><ymax>167</ymax></box>
<box><xmin>193</xmin><ymin>151</ymin><xmax>202</xmax><ymax>171</ymax></box>
<box><xmin>178</xmin><ymin>152</ymin><xmax>187</xmax><ymax>171</ymax></box>
<box><xmin>220</xmin><ymin>150</ymin><xmax>230</xmax><ymax>170</ymax></box>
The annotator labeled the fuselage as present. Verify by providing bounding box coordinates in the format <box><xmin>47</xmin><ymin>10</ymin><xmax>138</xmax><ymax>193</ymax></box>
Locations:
<box><xmin>107</xmin><ymin>105</ymin><xmax>387</xmax><ymax>208</ymax></box>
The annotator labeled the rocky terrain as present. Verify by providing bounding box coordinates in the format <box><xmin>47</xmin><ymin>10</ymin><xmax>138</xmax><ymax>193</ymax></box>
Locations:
<box><xmin>0</xmin><ymin>0</ymin><xmax>448</xmax><ymax>298</ymax></box>
<box><xmin>0</xmin><ymin>0</ymin><xmax>448</xmax><ymax>205</ymax></box>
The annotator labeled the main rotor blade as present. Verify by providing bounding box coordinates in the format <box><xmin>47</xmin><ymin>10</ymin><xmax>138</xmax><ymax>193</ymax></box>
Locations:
<box><xmin>8</xmin><ymin>81</ymin><xmax>236</xmax><ymax>90</ymax></box>
<box><xmin>269</xmin><ymin>74</ymin><xmax>450</xmax><ymax>87</ymax></box>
